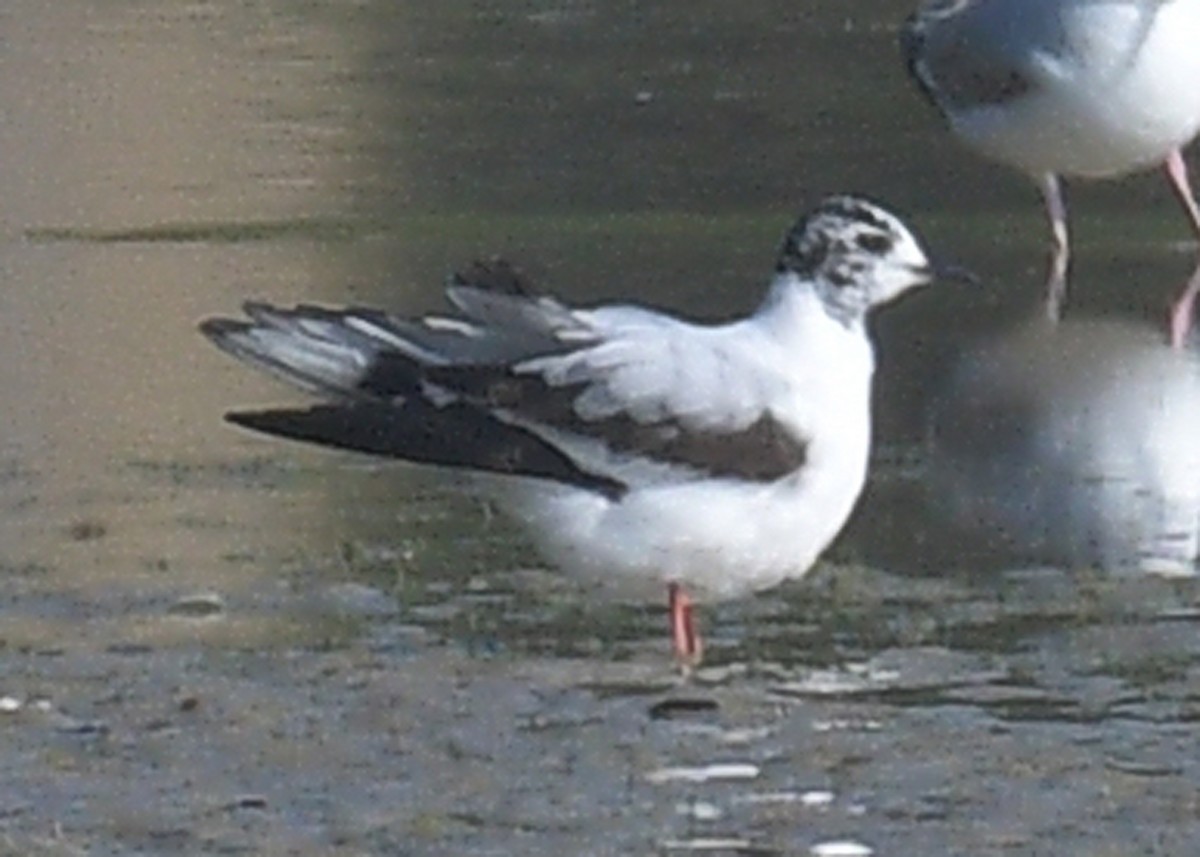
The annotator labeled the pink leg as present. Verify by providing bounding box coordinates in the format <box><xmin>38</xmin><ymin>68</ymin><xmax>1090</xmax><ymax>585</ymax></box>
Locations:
<box><xmin>1039</xmin><ymin>173</ymin><xmax>1070</xmax><ymax>323</ymax></box>
<box><xmin>1165</xmin><ymin>148</ymin><xmax>1200</xmax><ymax>236</ymax></box>
<box><xmin>667</xmin><ymin>582</ymin><xmax>702</xmax><ymax>670</ymax></box>
<box><xmin>1164</xmin><ymin>150</ymin><xmax>1200</xmax><ymax>348</ymax></box>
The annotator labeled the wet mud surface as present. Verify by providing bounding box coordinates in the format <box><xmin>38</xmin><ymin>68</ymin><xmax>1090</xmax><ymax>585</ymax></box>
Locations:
<box><xmin>3</xmin><ymin>454</ymin><xmax>1200</xmax><ymax>856</ymax></box>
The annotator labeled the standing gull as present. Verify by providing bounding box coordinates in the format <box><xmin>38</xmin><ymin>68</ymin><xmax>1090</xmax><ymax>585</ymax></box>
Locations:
<box><xmin>201</xmin><ymin>196</ymin><xmax>962</xmax><ymax>667</ymax></box>
<box><xmin>903</xmin><ymin>0</ymin><xmax>1200</xmax><ymax>343</ymax></box>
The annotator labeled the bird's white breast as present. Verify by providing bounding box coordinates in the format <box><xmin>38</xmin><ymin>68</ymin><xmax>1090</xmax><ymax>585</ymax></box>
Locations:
<box><xmin>509</xmin><ymin>292</ymin><xmax>877</xmax><ymax>603</ymax></box>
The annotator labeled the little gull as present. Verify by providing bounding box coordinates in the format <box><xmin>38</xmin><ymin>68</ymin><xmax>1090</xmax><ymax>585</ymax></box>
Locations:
<box><xmin>902</xmin><ymin>0</ymin><xmax>1200</xmax><ymax>344</ymax></box>
<box><xmin>200</xmin><ymin>196</ymin><xmax>965</xmax><ymax>667</ymax></box>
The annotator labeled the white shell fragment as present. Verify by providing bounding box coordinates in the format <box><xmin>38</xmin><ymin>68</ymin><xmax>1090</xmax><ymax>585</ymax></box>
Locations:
<box><xmin>660</xmin><ymin>838</ymin><xmax>754</xmax><ymax>852</ymax></box>
<box><xmin>810</xmin><ymin>841</ymin><xmax>874</xmax><ymax>857</ymax></box>
<box><xmin>801</xmin><ymin>790</ymin><xmax>836</xmax><ymax>807</ymax></box>
<box><xmin>645</xmin><ymin>762</ymin><xmax>760</xmax><ymax>784</ymax></box>
<box><xmin>732</xmin><ymin>789</ymin><xmax>835</xmax><ymax>807</ymax></box>
<box><xmin>675</xmin><ymin>800</ymin><xmax>723</xmax><ymax>821</ymax></box>
<box><xmin>167</xmin><ymin>592</ymin><xmax>226</xmax><ymax>618</ymax></box>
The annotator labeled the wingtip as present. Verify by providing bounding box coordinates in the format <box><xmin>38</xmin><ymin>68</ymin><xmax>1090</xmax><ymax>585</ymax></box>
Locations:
<box><xmin>199</xmin><ymin>300</ymin><xmax>279</xmax><ymax>341</ymax></box>
<box><xmin>198</xmin><ymin>315</ymin><xmax>249</xmax><ymax>344</ymax></box>
<box><xmin>223</xmin><ymin>409</ymin><xmax>279</xmax><ymax>434</ymax></box>
<box><xmin>222</xmin><ymin>409</ymin><xmax>253</xmax><ymax>427</ymax></box>
<box><xmin>224</xmin><ymin>408</ymin><xmax>303</xmax><ymax>438</ymax></box>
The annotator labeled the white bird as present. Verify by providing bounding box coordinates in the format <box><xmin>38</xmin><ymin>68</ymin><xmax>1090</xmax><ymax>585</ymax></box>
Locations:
<box><xmin>903</xmin><ymin>0</ymin><xmax>1200</xmax><ymax>345</ymax></box>
<box><xmin>200</xmin><ymin>196</ymin><xmax>962</xmax><ymax>668</ymax></box>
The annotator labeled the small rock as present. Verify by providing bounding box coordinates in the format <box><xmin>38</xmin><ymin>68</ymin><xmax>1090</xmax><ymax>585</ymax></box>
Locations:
<box><xmin>1104</xmin><ymin>755</ymin><xmax>1185</xmax><ymax>777</ymax></box>
<box><xmin>648</xmin><ymin>696</ymin><xmax>719</xmax><ymax>720</ymax></box>
<box><xmin>676</xmin><ymin>800</ymin><xmax>723</xmax><ymax>821</ymax></box>
<box><xmin>51</xmin><ymin>714</ymin><xmax>109</xmax><ymax>735</ymax></box>
<box><xmin>692</xmin><ymin>663</ymin><xmax>750</xmax><ymax>685</ymax></box>
<box><xmin>68</xmin><ymin>519</ymin><xmax>107</xmax><ymax>541</ymax></box>
<box><xmin>227</xmin><ymin>794</ymin><xmax>269</xmax><ymax>811</ymax></box>
<box><xmin>321</xmin><ymin>582</ymin><xmax>398</xmax><ymax>618</ymax></box>
<box><xmin>716</xmin><ymin>726</ymin><xmax>773</xmax><ymax>745</ymax></box>
<box><xmin>0</xmin><ymin>696</ymin><xmax>22</xmax><ymax>713</ymax></box>
<box><xmin>168</xmin><ymin>592</ymin><xmax>225</xmax><ymax>618</ymax></box>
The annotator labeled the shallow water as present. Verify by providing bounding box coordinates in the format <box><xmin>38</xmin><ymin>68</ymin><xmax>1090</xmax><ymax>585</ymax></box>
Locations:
<box><xmin>2</xmin><ymin>1</ymin><xmax>1200</xmax><ymax>854</ymax></box>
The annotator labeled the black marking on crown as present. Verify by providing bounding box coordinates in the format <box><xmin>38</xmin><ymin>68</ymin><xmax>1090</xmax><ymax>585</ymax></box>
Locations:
<box><xmin>776</xmin><ymin>197</ymin><xmax>897</xmax><ymax>282</ymax></box>
<box><xmin>776</xmin><ymin>223</ymin><xmax>828</xmax><ymax>277</ymax></box>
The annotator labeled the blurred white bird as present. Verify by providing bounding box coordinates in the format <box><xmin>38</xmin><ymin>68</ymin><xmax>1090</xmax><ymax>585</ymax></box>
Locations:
<box><xmin>904</xmin><ymin>0</ymin><xmax>1200</xmax><ymax>344</ymax></box>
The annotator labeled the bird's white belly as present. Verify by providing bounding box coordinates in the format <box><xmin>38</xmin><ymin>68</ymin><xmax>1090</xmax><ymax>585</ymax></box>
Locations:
<box><xmin>506</xmin><ymin>439</ymin><xmax>870</xmax><ymax>604</ymax></box>
<box><xmin>955</xmin><ymin>1</ymin><xmax>1200</xmax><ymax>177</ymax></box>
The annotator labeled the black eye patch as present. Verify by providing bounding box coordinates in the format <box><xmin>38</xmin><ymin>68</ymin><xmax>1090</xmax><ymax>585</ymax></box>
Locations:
<box><xmin>856</xmin><ymin>233</ymin><xmax>893</xmax><ymax>254</ymax></box>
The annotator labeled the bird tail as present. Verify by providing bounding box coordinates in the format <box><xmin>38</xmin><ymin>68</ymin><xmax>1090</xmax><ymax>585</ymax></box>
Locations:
<box><xmin>199</xmin><ymin>261</ymin><xmax>624</xmax><ymax>498</ymax></box>
<box><xmin>199</xmin><ymin>262</ymin><xmax>591</xmax><ymax>402</ymax></box>
<box><xmin>199</xmin><ymin>302</ymin><xmax>412</xmax><ymax>401</ymax></box>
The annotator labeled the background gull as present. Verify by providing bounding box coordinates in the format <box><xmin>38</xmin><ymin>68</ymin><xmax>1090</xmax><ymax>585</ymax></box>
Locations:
<box><xmin>903</xmin><ymin>0</ymin><xmax>1200</xmax><ymax>343</ymax></box>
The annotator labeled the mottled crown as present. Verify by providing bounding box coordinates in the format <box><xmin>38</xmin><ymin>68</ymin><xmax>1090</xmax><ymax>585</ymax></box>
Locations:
<box><xmin>775</xmin><ymin>195</ymin><xmax>935</xmax><ymax>320</ymax></box>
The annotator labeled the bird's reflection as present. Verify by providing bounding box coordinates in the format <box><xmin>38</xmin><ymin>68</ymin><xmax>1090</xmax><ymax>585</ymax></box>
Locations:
<box><xmin>926</xmin><ymin>265</ymin><xmax>1200</xmax><ymax>575</ymax></box>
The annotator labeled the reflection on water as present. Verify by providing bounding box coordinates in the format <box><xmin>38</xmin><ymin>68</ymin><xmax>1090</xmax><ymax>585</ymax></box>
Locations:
<box><xmin>928</xmin><ymin>317</ymin><xmax>1200</xmax><ymax>575</ymax></box>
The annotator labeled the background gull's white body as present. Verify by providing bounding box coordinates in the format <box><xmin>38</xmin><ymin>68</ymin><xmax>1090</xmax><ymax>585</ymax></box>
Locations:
<box><xmin>906</xmin><ymin>0</ymin><xmax>1200</xmax><ymax>342</ymax></box>
<box><xmin>916</xmin><ymin>0</ymin><xmax>1200</xmax><ymax>178</ymax></box>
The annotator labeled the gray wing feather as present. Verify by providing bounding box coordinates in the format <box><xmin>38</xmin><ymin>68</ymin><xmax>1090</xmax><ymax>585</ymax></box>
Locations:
<box><xmin>203</xmin><ymin>270</ymin><xmax>807</xmax><ymax>487</ymax></box>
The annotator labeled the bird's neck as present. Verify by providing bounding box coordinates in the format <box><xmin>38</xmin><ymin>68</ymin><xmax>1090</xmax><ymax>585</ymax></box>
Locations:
<box><xmin>756</xmin><ymin>272</ymin><xmax>868</xmax><ymax>336</ymax></box>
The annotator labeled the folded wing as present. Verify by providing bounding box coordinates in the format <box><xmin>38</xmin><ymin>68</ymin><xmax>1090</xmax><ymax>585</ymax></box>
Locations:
<box><xmin>201</xmin><ymin>260</ymin><xmax>808</xmax><ymax>495</ymax></box>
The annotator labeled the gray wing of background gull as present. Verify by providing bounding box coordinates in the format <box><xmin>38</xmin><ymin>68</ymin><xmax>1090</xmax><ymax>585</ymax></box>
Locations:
<box><xmin>903</xmin><ymin>0</ymin><xmax>1173</xmax><ymax>113</ymax></box>
<box><xmin>201</xmin><ymin>260</ymin><xmax>808</xmax><ymax>498</ymax></box>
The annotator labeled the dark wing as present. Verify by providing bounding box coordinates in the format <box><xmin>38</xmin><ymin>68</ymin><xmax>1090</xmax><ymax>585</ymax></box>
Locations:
<box><xmin>418</xmin><ymin>355</ymin><xmax>807</xmax><ymax>484</ymax></box>
<box><xmin>226</xmin><ymin>401</ymin><xmax>627</xmax><ymax>500</ymax></box>
<box><xmin>902</xmin><ymin>0</ymin><xmax>1036</xmax><ymax>113</ymax></box>
<box><xmin>201</xmin><ymin>260</ymin><xmax>808</xmax><ymax>494</ymax></box>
